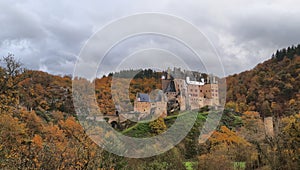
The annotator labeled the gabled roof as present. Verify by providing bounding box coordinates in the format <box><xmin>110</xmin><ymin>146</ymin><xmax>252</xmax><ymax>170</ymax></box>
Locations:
<box><xmin>164</xmin><ymin>80</ymin><xmax>176</xmax><ymax>93</ymax></box>
<box><xmin>137</xmin><ymin>93</ymin><xmax>150</xmax><ymax>102</ymax></box>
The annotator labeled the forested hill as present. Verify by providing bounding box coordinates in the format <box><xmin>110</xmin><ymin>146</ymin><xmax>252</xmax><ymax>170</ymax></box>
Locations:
<box><xmin>226</xmin><ymin>45</ymin><xmax>300</xmax><ymax>117</ymax></box>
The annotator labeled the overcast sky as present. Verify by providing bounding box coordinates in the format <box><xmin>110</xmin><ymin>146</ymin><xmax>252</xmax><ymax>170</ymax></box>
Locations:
<box><xmin>1</xmin><ymin>0</ymin><xmax>300</xmax><ymax>77</ymax></box>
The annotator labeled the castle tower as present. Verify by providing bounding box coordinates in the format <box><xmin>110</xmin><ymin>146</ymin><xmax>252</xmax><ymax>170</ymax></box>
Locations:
<box><xmin>167</xmin><ymin>67</ymin><xmax>171</xmax><ymax>79</ymax></box>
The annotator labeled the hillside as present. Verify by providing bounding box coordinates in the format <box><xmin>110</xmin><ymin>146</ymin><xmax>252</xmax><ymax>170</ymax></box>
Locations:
<box><xmin>226</xmin><ymin>45</ymin><xmax>300</xmax><ymax>117</ymax></box>
<box><xmin>0</xmin><ymin>45</ymin><xmax>299</xmax><ymax>169</ymax></box>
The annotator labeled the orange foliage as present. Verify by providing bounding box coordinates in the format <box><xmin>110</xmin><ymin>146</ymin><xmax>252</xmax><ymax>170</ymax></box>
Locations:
<box><xmin>210</xmin><ymin>126</ymin><xmax>250</xmax><ymax>146</ymax></box>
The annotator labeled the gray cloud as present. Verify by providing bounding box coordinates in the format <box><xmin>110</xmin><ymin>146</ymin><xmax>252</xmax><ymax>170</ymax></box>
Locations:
<box><xmin>1</xmin><ymin>0</ymin><xmax>300</xmax><ymax>77</ymax></box>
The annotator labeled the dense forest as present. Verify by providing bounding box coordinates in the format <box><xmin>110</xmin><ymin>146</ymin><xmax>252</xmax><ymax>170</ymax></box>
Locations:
<box><xmin>226</xmin><ymin>46</ymin><xmax>300</xmax><ymax>117</ymax></box>
<box><xmin>0</xmin><ymin>44</ymin><xmax>299</xmax><ymax>169</ymax></box>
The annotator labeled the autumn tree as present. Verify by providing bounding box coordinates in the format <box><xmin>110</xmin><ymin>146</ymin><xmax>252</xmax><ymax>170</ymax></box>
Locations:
<box><xmin>149</xmin><ymin>117</ymin><xmax>167</xmax><ymax>135</ymax></box>
<box><xmin>199</xmin><ymin>126</ymin><xmax>257</xmax><ymax>169</ymax></box>
<box><xmin>0</xmin><ymin>114</ymin><xmax>27</xmax><ymax>169</ymax></box>
<box><xmin>279</xmin><ymin>113</ymin><xmax>300</xmax><ymax>168</ymax></box>
<box><xmin>0</xmin><ymin>54</ymin><xmax>24</xmax><ymax>113</ymax></box>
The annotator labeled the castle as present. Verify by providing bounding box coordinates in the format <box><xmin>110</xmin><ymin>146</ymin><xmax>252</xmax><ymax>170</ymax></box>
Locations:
<box><xmin>134</xmin><ymin>68</ymin><xmax>220</xmax><ymax>118</ymax></box>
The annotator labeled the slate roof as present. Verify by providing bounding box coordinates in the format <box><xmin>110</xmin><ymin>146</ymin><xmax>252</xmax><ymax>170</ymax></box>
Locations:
<box><xmin>137</xmin><ymin>93</ymin><xmax>150</xmax><ymax>102</ymax></box>
<box><xmin>164</xmin><ymin>80</ymin><xmax>176</xmax><ymax>93</ymax></box>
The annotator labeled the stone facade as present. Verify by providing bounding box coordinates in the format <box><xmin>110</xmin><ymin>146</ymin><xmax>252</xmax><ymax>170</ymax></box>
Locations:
<box><xmin>134</xmin><ymin>101</ymin><xmax>151</xmax><ymax>114</ymax></box>
<box><xmin>264</xmin><ymin>116</ymin><xmax>274</xmax><ymax>138</ymax></box>
<box><xmin>162</xmin><ymin>71</ymin><xmax>220</xmax><ymax>111</ymax></box>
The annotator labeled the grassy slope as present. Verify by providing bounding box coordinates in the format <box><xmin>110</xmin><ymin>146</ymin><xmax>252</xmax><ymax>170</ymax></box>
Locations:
<box><xmin>122</xmin><ymin>111</ymin><xmax>208</xmax><ymax>137</ymax></box>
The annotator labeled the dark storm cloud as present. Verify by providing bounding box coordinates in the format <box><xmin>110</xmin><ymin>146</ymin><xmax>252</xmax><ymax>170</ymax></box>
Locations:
<box><xmin>1</xmin><ymin>0</ymin><xmax>299</xmax><ymax>76</ymax></box>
